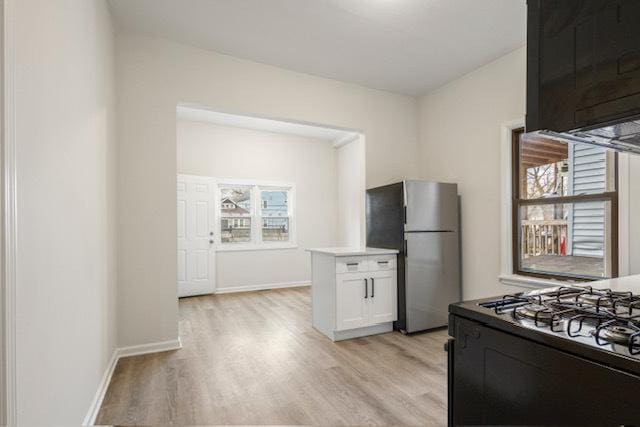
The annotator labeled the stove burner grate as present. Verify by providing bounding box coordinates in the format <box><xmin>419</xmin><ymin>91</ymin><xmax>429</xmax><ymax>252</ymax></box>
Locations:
<box><xmin>575</xmin><ymin>292</ymin><xmax>613</xmax><ymax>309</ymax></box>
<box><xmin>484</xmin><ymin>285</ymin><xmax>640</xmax><ymax>353</ymax></box>
<box><xmin>599</xmin><ymin>325</ymin><xmax>637</xmax><ymax>344</ymax></box>
<box><xmin>594</xmin><ymin>320</ymin><xmax>640</xmax><ymax>355</ymax></box>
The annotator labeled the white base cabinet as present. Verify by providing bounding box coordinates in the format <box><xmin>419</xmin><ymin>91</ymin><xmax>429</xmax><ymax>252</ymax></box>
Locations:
<box><xmin>308</xmin><ymin>248</ymin><xmax>398</xmax><ymax>341</ymax></box>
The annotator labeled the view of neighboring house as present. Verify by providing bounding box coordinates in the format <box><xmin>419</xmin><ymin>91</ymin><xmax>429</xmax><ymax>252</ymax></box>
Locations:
<box><xmin>220</xmin><ymin>199</ymin><xmax>250</xmax><ymax>228</ymax></box>
<box><xmin>520</xmin><ymin>137</ymin><xmax>609</xmax><ymax>278</ymax></box>
<box><xmin>261</xmin><ymin>190</ymin><xmax>289</xmax><ymax>241</ymax></box>
<box><xmin>219</xmin><ymin>188</ymin><xmax>290</xmax><ymax>243</ymax></box>
<box><xmin>220</xmin><ymin>188</ymin><xmax>251</xmax><ymax>243</ymax></box>
<box><xmin>568</xmin><ymin>144</ymin><xmax>608</xmax><ymax>260</ymax></box>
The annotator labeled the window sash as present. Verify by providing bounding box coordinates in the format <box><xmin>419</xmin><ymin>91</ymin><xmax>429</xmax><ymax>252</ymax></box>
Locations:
<box><xmin>258</xmin><ymin>188</ymin><xmax>292</xmax><ymax>244</ymax></box>
<box><xmin>511</xmin><ymin>129</ymin><xmax>619</xmax><ymax>281</ymax></box>
<box><xmin>514</xmin><ymin>198</ymin><xmax>616</xmax><ymax>281</ymax></box>
<box><xmin>515</xmin><ymin>192</ymin><xmax>617</xmax><ymax>206</ymax></box>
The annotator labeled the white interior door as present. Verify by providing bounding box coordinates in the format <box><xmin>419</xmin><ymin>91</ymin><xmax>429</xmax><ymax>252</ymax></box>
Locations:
<box><xmin>177</xmin><ymin>175</ymin><xmax>216</xmax><ymax>297</ymax></box>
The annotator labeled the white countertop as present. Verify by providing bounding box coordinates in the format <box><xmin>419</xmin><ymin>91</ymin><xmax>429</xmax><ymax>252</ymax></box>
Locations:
<box><xmin>586</xmin><ymin>274</ymin><xmax>640</xmax><ymax>294</ymax></box>
<box><xmin>306</xmin><ymin>247</ymin><xmax>399</xmax><ymax>257</ymax></box>
<box><xmin>521</xmin><ymin>274</ymin><xmax>640</xmax><ymax>295</ymax></box>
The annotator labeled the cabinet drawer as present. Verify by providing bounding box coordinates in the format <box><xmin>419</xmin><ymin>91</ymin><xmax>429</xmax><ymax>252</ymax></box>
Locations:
<box><xmin>368</xmin><ymin>255</ymin><xmax>397</xmax><ymax>272</ymax></box>
<box><xmin>336</xmin><ymin>256</ymin><xmax>369</xmax><ymax>274</ymax></box>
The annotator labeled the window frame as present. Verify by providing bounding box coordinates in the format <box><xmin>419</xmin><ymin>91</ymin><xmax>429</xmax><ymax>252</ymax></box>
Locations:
<box><xmin>511</xmin><ymin>128</ymin><xmax>619</xmax><ymax>281</ymax></box>
<box><xmin>215</xmin><ymin>179</ymin><xmax>296</xmax><ymax>251</ymax></box>
<box><xmin>259</xmin><ymin>187</ymin><xmax>293</xmax><ymax>245</ymax></box>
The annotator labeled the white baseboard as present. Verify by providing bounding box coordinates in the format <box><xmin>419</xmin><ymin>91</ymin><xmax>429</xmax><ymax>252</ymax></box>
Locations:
<box><xmin>331</xmin><ymin>323</ymin><xmax>393</xmax><ymax>342</ymax></box>
<box><xmin>83</xmin><ymin>338</ymin><xmax>182</xmax><ymax>426</ymax></box>
<box><xmin>214</xmin><ymin>280</ymin><xmax>310</xmax><ymax>294</ymax></box>
<box><xmin>82</xmin><ymin>349</ymin><xmax>118</xmax><ymax>426</ymax></box>
<box><xmin>83</xmin><ymin>280</ymin><xmax>305</xmax><ymax>424</ymax></box>
<box><xmin>116</xmin><ymin>338</ymin><xmax>182</xmax><ymax>358</ymax></box>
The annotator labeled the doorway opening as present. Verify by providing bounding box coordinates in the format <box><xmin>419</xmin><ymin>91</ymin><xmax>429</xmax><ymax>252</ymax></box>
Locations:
<box><xmin>175</xmin><ymin>105</ymin><xmax>366</xmax><ymax>298</ymax></box>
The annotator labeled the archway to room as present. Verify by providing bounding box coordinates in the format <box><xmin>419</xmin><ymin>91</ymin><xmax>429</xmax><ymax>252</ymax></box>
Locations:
<box><xmin>174</xmin><ymin>104</ymin><xmax>366</xmax><ymax>298</ymax></box>
<box><xmin>98</xmin><ymin>99</ymin><xmax>449</xmax><ymax>425</ymax></box>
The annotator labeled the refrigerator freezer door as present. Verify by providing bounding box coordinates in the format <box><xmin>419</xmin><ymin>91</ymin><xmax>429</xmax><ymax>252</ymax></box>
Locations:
<box><xmin>404</xmin><ymin>181</ymin><xmax>458</xmax><ymax>232</ymax></box>
<box><xmin>405</xmin><ymin>231</ymin><xmax>460</xmax><ymax>333</ymax></box>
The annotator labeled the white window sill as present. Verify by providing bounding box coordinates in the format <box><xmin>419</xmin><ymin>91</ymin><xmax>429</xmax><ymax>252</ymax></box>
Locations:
<box><xmin>499</xmin><ymin>274</ymin><xmax>570</xmax><ymax>290</ymax></box>
<box><xmin>216</xmin><ymin>242</ymin><xmax>298</xmax><ymax>252</ymax></box>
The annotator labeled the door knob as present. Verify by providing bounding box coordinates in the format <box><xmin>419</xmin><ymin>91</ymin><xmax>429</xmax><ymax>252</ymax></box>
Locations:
<box><xmin>209</xmin><ymin>240</ymin><xmax>214</xmax><ymax>244</ymax></box>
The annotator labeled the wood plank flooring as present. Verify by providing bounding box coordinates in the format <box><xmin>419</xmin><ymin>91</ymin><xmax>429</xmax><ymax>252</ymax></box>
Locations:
<box><xmin>96</xmin><ymin>287</ymin><xmax>448</xmax><ymax>426</ymax></box>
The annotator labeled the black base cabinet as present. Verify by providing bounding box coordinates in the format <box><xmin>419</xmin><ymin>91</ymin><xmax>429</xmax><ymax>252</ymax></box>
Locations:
<box><xmin>448</xmin><ymin>315</ymin><xmax>640</xmax><ymax>425</ymax></box>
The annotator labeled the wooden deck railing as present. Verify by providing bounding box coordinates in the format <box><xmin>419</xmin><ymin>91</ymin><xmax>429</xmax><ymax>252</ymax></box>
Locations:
<box><xmin>521</xmin><ymin>220</ymin><xmax>568</xmax><ymax>257</ymax></box>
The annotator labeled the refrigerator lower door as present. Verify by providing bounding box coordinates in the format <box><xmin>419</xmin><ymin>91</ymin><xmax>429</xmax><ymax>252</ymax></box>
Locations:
<box><xmin>405</xmin><ymin>231</ymin><xmax>460</xmax><ymax>333</ymax></box>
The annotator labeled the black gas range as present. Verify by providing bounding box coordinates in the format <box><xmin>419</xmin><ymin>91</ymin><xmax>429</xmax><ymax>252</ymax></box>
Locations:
<box><xmin>447</xmin><ymin>285</ymin><xmax>640</xmax><ymax>426</ymax></box>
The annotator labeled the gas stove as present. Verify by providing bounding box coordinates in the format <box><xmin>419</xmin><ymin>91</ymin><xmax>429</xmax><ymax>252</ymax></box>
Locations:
<box><xmin>448</xmin><ymin>284</ymin><xmax>640</xmax><ymax>425</ymax></box>
<box><xmin>479</xmin><ymin>285</ymin><xmax>640</xmax><ymax>358</ymax></box>
<box><xmin>449</xmin><ymin>284</ymin><xmax>640</xmax><ymax>377</ymax></box>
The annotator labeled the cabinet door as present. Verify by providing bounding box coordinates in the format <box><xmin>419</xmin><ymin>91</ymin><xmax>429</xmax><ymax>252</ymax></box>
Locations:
<box><xmin>336</xmin><ymin>273</ymin><xmax>369</xmax><ymax>331</ymax></box>
<box><xmin>528</xmin><ymin>0</ymin><xmax>640</xmax><ymax>132</ymax></box>
<box><xmin>368</xmin><ymin>271</ymin><xmax>397</xmax><ymax>324</ymax></box>
<box><xmin>450</xmin><ymin>315</ymin><xmax>640</xmax><ymax>425</ymax></box>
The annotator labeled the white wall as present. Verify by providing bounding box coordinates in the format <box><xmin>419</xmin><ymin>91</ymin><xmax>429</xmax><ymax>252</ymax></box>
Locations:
<box><xmin>418</xmin><ymin>46</ymin><xmax>640</xmax><ymax>299</ymax></box>
<box><xmin>418</xmin><ymin>47</ymin><xmax>526</xmax><ymax>299</ymax></box>
<box><xmin>115</xmin><ymin>32</ymin><xmax>419</xmax><ymax>347</ymax></box>
<box><xmin>628</xmin><ymin>156</ymin><xmax>640</xmax><ymax>275</ymax></box>
<box><xmin>337</xmin><ymin>137</ymin><xmax>366</xmax><ymax>247</ymax></box>
<box><xmin>0</xmin><ymin>2</ymin><xmax>5</xmax><ymax>423</ymax></box>
<box><xmin>177</xmin><ymin>120</ymin><xmax>338</xmax><ymax>290</ymax></box>
<box><xmin>14</xmin><ymin>0</ymin><xmax>117</xmax><ymax>424</ymax></box>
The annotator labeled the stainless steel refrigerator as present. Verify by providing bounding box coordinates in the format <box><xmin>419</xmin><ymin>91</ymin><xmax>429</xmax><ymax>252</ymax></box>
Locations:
<box><xmin>366</xmin><ymin>181</ymin><xmax>460</xmax><ymax>333</ymax></box>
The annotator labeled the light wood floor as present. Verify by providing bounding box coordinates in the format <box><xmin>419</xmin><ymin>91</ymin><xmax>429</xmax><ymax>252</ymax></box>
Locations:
<box><xmin>96</xmin><ymin>287</ymin><xmax>448</xmax><ymax>426</ymax></box>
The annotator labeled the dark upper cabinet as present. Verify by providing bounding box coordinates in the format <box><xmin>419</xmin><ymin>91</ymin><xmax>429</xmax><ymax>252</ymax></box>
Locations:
<box><xmin>527</xmin><ymin>0</ymin><xmax>640</xmax><ymax>133</ymax></box>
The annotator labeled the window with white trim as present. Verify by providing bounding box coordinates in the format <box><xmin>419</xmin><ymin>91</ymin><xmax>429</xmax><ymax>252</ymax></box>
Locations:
<box><xmin>512</xmin><ymin>128</ymin><xmax>618</xmax><ymax>281</ymax></box>
<box><xmin>217</xmin><ymin>181</ymin><xmax>295</xmax><ymax>249</ymax></box>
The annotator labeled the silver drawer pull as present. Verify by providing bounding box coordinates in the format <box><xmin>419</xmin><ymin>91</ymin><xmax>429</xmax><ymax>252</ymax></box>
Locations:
<box><xmin>346</xmin><ymin>263</ymin><xmax>359</xmax><ymax>267</ymax></box>
<box><xmin>377</xmin><ymin>261</ymin><xmax>389</xmax><ymax>266</ymax></box>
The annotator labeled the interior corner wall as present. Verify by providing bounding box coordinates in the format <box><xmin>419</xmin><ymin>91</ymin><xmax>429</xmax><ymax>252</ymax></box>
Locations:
<box><xmin>0</xmin><ymin>1</ymin><xmax>5</xmax><ymax>424</ymax></box>
<box><xmin>14</xmin><ymin>0</ymin><xmax>117</xmax><ymax>424</ymax></box>
<box><xmin>337</xmin><ymin>136</ymin><xmax>366</xmax><ymax>247</ymax></box>
<box><xmin>417</xmin><ymin>46</ymin><xmax>527</xmax><ymax>300</ymax></box>
<box><xmin>628</xmin><ymin>155</ymin><xmax>640</xmax><ymax>275</ymax></box>
<box><xmin>115</xmin><ymin>32</ymin><xmax>419</xmax><ymax>348</ymax></box>
<box><xmin>176</xmin><ymin>120</ymin><xmax>338</xmax><ymax>290</ymax></box>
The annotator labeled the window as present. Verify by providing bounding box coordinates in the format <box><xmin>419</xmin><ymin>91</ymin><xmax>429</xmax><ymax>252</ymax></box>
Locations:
<box><xmin>512</xmin><ymin>129</ymin><xmax>618</xmax><ymax>280</ymax></box>
<box><xmin>261</xmin><ymin>190</ymin><xmax>289</xmax><ymax>242</ymax></box>
<box><xmin>220</xmin><ymin>186</ymin><xmax>252</xmax><ymax>243</ymax></box>
<box><xmin>217</xmin><ymin>181</ymin><xmax>295</xmax><ymax>249</ymax></box>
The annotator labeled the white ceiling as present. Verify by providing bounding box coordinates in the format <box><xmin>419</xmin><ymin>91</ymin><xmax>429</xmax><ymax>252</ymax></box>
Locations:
<box><xmin>177</xmin><ymin>105</ymin><xmax>359</xmax><ymax>146</ymax></box>
<box><xmin>108</xmin><ymin>0</ymin><xmax>527</xmax><ymax>96</ymax></box>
